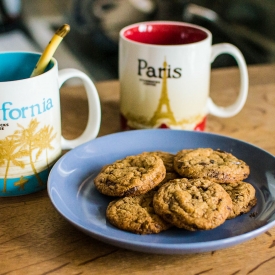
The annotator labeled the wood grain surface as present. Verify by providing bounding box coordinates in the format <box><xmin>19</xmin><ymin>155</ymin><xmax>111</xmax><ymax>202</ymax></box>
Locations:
<box><xmin>1</xmin><ymin>64</ymin><xmax>275</xmax><ymax>275</ymax></box>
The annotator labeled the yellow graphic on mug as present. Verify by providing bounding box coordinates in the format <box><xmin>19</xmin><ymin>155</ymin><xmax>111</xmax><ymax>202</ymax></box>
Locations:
<box><xmin>149</xmin><ymin>59</ymin><xmax>177</xmax><ymax>126</ymax></box>
<box><xmin>124</xmin><ymin>58</ymin><xmax>204</xmax><ymax>129</ymax></box>
<box><xmin>0</xmin><ymin>118</ymin><xmax>57</xmax><ymax>192</ymax></box>
<box><xmin>14</xmin><ymin>176</ymin><xmax>29</xmax><ymax>190</ymax></box>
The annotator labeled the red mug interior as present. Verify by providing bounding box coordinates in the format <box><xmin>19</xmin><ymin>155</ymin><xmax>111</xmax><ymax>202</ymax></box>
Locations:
<box><xmin>123</xmin><ymin>23</ymin><xmax>208</xmax><ymax>45</ymax></box>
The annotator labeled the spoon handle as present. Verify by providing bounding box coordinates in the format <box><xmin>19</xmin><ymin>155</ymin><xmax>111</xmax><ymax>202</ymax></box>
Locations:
<box><xmin>30</xmin><ymin>24</ymin><xmax>70</xmax><ymax>77</ymax></box>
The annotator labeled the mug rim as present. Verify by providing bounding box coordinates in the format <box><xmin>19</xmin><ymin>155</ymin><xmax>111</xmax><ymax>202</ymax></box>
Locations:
<box><xmin>120</xmin><ymin>21</ymin><xmax>212</xmax><ymax>47</ymax></box>
<box><xmin>0</xmin><ymin>51</ymin><xmax>57</xmax><ymax>83</ymax></box>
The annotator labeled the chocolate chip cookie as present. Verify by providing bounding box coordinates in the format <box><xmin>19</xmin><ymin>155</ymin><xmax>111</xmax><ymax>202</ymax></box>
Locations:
<box><xmin>220</xmin><ymin>181</ymin><xmax>257</xmax><ymax>219</ymax></box>
<box><xmin>106</xmin><ymin>190</ymin><xmax>172</xmax><ymax>234</ymax></box>
<box><xmin>153</xmin><ymin>151</ymin><xmax>175</xmax><ymax>172</ymax></box>
<box><xmin>152</xmin><ymin>151</ymin><xmax>180</xmax><ymax>188</ymax></box>
<box><xmin>153</xmin><ymin>178</ymin><xmax>232</xmax><ymax>231</ymax></box>
<box><xmin>174</xmin><ymin>148</ymin><xmax>250</xmax><ymax>184</ymax></box>
<box><xmin>94</xmin><ymin>152</ymin><xmax>166</xmax><ymax>197</ymax></box>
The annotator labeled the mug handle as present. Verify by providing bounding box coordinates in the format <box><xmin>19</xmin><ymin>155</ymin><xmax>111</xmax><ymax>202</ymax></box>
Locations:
<box><xmin>58</xmin><ymin>69</ymin><xmax>101</xmax><ymax>150</ymax></box>
<box><xmin>208</xmin><ymin>43</ymin><xmax>249</xmax><ymax>117</ymax></box>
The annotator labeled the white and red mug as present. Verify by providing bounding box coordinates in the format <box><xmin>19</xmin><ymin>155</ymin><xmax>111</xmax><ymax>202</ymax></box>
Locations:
<box><xmin>119</xmin><ymin>21</ymin><xmax>248</xmax><ymax>130</ymax></box>
<box><xmin>0</xmin><ymin>52</ymin><xmax>101</xmax><ymax>196</ymax></box>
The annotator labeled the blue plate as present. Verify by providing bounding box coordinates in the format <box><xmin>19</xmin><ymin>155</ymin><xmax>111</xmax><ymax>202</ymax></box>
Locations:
<box><xmin>48</xmin><ymin>129</ymin><xmax>275</xmax><ymax>254</ymax></box>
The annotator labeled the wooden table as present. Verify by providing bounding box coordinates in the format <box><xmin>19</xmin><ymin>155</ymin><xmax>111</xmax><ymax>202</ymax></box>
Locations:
<box><xmin>1</xmin><ymin>64</ymin><xmax>275</xmax><ymax>274</ymax></box>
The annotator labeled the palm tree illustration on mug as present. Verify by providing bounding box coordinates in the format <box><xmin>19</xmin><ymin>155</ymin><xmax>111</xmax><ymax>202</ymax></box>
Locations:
<box><xmin>0</xmin><ymin>118</ymin><xmax>57</xmax><ymax>192</ymax></box>
<box><xmin>0</xmin><ymin>136</ymin><xmax>28</xmax><ymax>193</ymax></box>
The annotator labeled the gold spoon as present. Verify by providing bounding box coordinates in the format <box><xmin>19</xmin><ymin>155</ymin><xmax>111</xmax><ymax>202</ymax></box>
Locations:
<box><xmin>30</xmin><ymin>24</ymin><xmax>70</xmax><ymax>77</ymax></box>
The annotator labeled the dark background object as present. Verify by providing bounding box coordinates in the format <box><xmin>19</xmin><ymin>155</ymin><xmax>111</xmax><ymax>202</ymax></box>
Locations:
<box><xmin>0</xmin><ymin>0</ymin><xmax>22</xmax><ymax>33</ymax></box>
<box><xmin>62</xmin><ymin>0</ymin><xmax>275</xmax><ymax>79</ymax></box>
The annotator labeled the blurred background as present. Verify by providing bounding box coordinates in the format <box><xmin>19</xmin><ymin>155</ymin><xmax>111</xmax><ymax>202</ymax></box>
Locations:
<box><xmin>1</xmin><ymin>0</ymin><xmax>275</xmax><ymax>81</ymax></box>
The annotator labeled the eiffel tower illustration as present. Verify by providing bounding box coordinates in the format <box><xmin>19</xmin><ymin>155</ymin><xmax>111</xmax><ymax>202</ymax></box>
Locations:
<box><xmin>149</xmin><ymin>59</ymin><xmax>177</xmax><ymax>126</ymax></box>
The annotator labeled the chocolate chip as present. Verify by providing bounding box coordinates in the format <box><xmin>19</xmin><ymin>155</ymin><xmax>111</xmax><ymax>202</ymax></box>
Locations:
<box><xmin>105</xmin><ymin>180</ymin><xmax>116</xmax><ymax>186</ymax></box>
<box><xmin>215</xmin><ymin>149</ymin><xmax>226</xmax><ymax>153</ymax></box>
<box><xmin>124</xmin><ymin>186</ymin><xmax>138</xmax><ymax>196</ymax></box>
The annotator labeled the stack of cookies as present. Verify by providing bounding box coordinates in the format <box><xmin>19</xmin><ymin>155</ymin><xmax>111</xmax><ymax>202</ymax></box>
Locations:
<box><xmin>94</xmin><ymin>148</ymin><xmax>257</xmax><ymax>235</ymax></box>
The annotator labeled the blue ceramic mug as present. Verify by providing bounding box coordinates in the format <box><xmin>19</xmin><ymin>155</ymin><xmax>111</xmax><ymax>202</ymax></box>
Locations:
<box><xmin>0</xmin><ymin>52</ymin><xmax>101</xmax><ymax>196</ymax></box>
